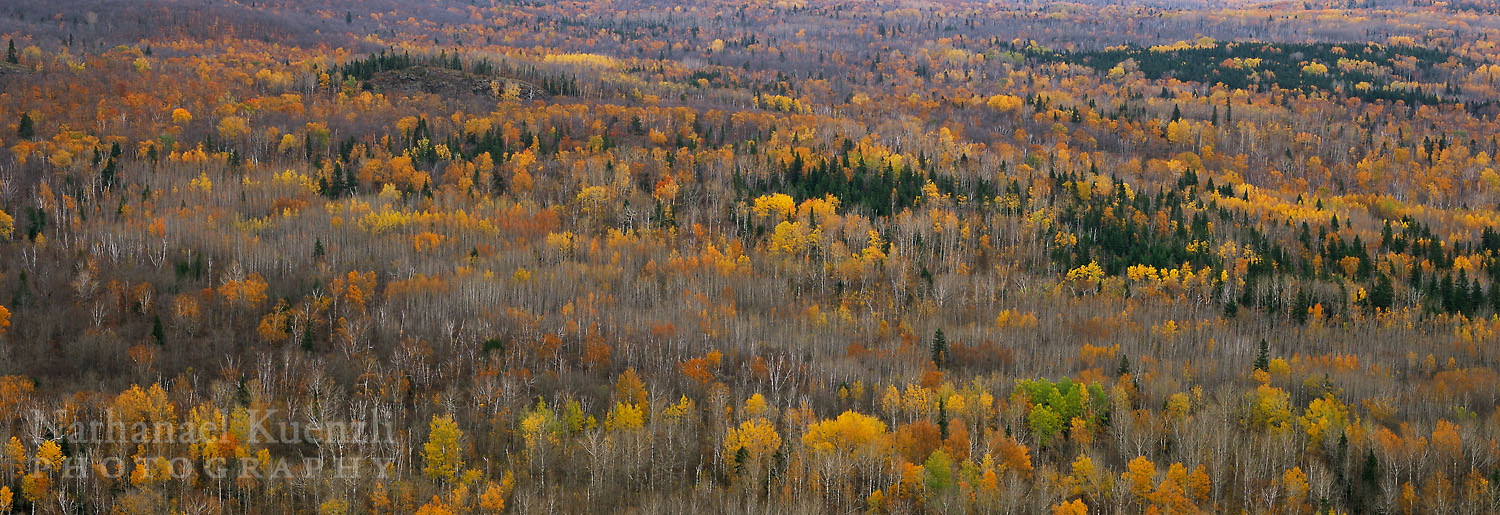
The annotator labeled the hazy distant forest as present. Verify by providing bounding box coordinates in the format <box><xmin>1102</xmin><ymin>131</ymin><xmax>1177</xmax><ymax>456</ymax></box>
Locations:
<box><xmin>7</xmin><ymin>0</ymin><xmax>1500</xmax><ymax>513</ymax></box>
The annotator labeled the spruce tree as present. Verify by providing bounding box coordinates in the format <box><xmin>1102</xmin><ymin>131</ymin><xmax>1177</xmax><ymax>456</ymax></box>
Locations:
<box><xmin>733</xmin><ymin>446</ymin><xmax>748</xmax><ymax>476</ymax></box>
<box><xmin>1254</xmin><ymin>339</ymin><xmax>1269</xmax><ymax>371</ymax></box>
<box><xmin>937</xmin><ymin>398</ymin><xmax>950</xmax><ymax>439</ymax></box>
<box><xmin>930</xmin><ymin>328</ymin><xmax>947</xmax><ymax>367</ymax></box>
<box><xmin>1292</xmin><ymin>290</ymin><xmax>1311</xmax><ymax>324</ymax></box>
<box><xmin>11</xmin><ymin>270</ymin><xmax>31</xmax><ymax>307</ymax></box>
<box><xmin>151</xmin><ymin>315</ymin><xmax>165</xmax><ymax>346</ymax></box>
<box><xmin>1361</xmin><ymin>449</ymin><xmax>1380</xmax><ymax>492</ymax></box>
<box><xmin>101</xmin><ymin>158</ymin><xmax>117</xmax><ymax>189</ymax></box>
<box><xmin>1370</xmin><ymin>274</ymin><xmax>1394</xmax><ymax>312</ymax></box>
<box><xmin>16</xmin><ymin>112</ymin><xmax>33</xmax><ymax>139</ymax></box>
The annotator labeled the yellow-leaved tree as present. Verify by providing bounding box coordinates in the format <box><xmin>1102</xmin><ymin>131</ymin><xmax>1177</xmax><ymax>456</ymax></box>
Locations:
<box><xmin>802</xmin><ymin>410</ymin><xmax>887</xmax><ymax>457</ymax></box>
<box><xmin>723</xmin><ymin>418</ymin><xmax>781</xmax><ymax>477</ymax></box>
<box><xmin>615</xmin><ymin>368</ymin><xmax>649</xmax><ymax>413</ymax></box>
<box><xmin>20</xmin><ymin>470</ymin><xmax>47</xmax><ymax>504</ymax></box>
<box><xmin>34</xmin><ymin>441</ymin><xmax>62</xmax><ymax>471</ymax></box>
<box><xmin>422</xmin><ymin>414</ymin><xmax>464</xmax><ymax>482</ymax></box>
<box><xmin>3</xmin><ymin>437</ymin><xmax>23</xmax><ymax>475</ymax></box>
<box><xmin>604</xmin><ymin>401</ymin><xmax>644</xmax><ymax>432</ymax></box>
<box><xmin>986</xmin><ymin>94</ymin><xmax>1024</xmax><ymax>112</ymax></box>
<box><xmin>0</xmin><ymin>208</ymin><xmax>12</xmax><ymax>239</ymax></box>
<box><xmin>752</xmin><ymin>193</ymin><xmax>796</xmax><ymax>221</ymax></box>
<box><xmin>113</xmin><ymin>383</ymin><xmax>176</xmax><ymax>445</ymax></box>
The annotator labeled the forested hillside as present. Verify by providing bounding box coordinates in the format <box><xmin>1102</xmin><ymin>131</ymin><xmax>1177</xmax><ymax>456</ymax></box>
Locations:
<box><xmin>1</xmin><ymin>0</ymin><xmax>1500</xmax><ymax>513</ymax></box>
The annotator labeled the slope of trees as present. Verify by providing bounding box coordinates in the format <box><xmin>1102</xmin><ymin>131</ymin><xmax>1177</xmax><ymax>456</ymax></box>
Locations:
<box><xmin>1</xmin><ymin>0</ymin><xmax>1500</xmax><ymax>513</ymax></box>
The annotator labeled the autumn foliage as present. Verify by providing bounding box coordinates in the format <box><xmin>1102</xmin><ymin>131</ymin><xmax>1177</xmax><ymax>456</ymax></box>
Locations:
<box><xmin>1</xmin><ymin>0</ymin><xmax>1500</xmax><ymax>513</ymax></box>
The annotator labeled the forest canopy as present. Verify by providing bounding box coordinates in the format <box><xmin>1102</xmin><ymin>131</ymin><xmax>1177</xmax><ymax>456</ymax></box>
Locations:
<box><xmin>0</xmin><ymin>0</ymin><xmax>1498</xmax><ymax>513</ymax></box>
